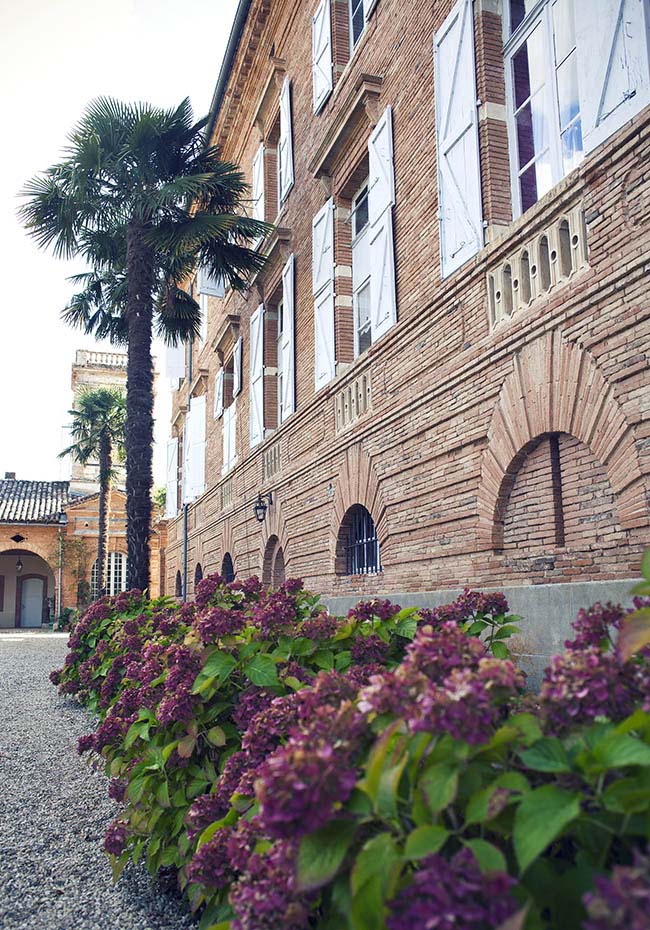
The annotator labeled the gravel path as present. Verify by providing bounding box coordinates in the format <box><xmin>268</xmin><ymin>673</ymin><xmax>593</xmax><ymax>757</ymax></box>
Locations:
<box><xmin>0</xmin><ymin>632</ymin><xmax>195</xmax><ymax>930</ymax></box>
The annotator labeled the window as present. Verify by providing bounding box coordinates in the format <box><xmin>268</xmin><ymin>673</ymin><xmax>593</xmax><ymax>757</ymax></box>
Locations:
<box><xmin>338</xmin><ymin>504</ymin><xmax>381</xmax><ymax>575</ymax></box>
<box><xmin>277</xmin><ymin>298</ymin><xmax>285</xmax><ymax>426</ymax></box>
<box><xmin>91</xmin><ymin>552</ymin><xmax>127</xmax><ymax>600</ymax></box>
<box><xmin>221</xmin><ymin>552</ymin><xmax>235</xmax><ymax>584</ymax></box>
<box><xmin>351</xmin><ymin>182</ymin><xmax>371</xmax><ymax>356</ymax></box>
<box><xmin>175</xmin><ymin>571</ymin><xmax>182</xmax><ymax>598</ymax></box>
<box><xmin>350</xmin><ymin>0</ymin><xmax>365</xmax><ymax>49</ymax></box>
<box><xmin>505</xmin><ymin>0</ymin><xmax>583</xmax><ymax>215</ymax></box>
<box><xmin>195</xmin><ymin>563</ymin><xmax>203</xmax><ymax>590</ymax></box>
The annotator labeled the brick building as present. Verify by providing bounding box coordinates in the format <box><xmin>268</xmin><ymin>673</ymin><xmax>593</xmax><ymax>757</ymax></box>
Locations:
<box><xmin>68</xmin><ymin>349</ymin><xmax>128</xmax><ymax>496</ymax></box>
<box><xmin>164</xmin><ymin>0</ymin><xmax>650</xmax><ymax>671</ymax></box>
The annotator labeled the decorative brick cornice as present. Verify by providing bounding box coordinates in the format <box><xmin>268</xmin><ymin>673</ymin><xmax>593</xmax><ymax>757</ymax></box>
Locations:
<box><xmin>309</xmin><ymin>74</ymin><xmax>383</xmax><ymax>180</ymax></box>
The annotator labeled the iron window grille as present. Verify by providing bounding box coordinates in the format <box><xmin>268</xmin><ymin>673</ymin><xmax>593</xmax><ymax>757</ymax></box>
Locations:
<box><xmin>345</xmin><ymin>505</ymin><xmax>381</xmax><ymax>574</ymax></box>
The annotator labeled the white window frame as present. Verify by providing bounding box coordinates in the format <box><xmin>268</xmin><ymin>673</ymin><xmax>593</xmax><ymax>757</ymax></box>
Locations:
<box><xmin>504</xmin><ymin>0</ymin><xmax>583</xmax><ymax>218</ymax></box>
<box><xmin>351</xmin><ymin>180</ymin><xmax>372</xmax><ymax>357</ymax></box>
<box><xmin>349</xmin><ymin>0</ymin><xmax>366</xmax><ymax>52</ymax></box>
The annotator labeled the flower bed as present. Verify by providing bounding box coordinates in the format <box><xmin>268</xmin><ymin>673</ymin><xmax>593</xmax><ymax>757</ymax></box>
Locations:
<box><xmin>51</xmin><ymin>563</ymin><xmax>650</xmax><ymax>930</ymax></box>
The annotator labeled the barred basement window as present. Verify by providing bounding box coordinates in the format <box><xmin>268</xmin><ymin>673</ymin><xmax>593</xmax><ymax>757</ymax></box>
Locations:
<box><xmin>222</xmin><ymin>552</ymin><xmax>235</xmax><ymax>584</ymax></box>
<box><xmin>338</xmin><ymin>504</ymin><xmax>381</xmax><ymax>575</ymax></box>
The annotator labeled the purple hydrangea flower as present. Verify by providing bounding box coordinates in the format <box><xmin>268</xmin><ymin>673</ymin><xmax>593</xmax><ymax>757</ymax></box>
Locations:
<box><xmin>186</xmin><ymin>827</ymin><xmax>234</xmax><ymax>889</ymax></box>
<box><xmin>301</xmin><ymin>613</ymin><xmax>339</xmax><ymax>641</ymax></box>
<box><xmin>229</xmin><ymin>840</ymin><xmax>311</xmax><ymax>930</ymax></box>
<box><xmin>196</xmin><ymin>606</ymin><xmax>246</xmax><ymax>644</ymax></box>
<box><xmin>387</xmin><ymin>849</ymin><xmax>517</xmax><ymax>930</ymax></box>
<box><xmin>348</xmin><ymin>599</ymin><xmax>402</xmax><ymax>624</ymax></box>
<box><xmin>256</xmin><ymin>739</ymin><xmax>357</xmax><ymax>839</ymax></box>
<box><xmin>350</xmin><ymin>633</ymin><xmax>390</xmax><ymax>665</ymax></box>
<box><xmin>583</xmin><ymin>849</ymin><xmax>650</xmax><ymax>929</ymax></box>
<box><xmin>104</xmin><ymin>819</ymin><xmax>129</xmax><ymax>856</ymax></box>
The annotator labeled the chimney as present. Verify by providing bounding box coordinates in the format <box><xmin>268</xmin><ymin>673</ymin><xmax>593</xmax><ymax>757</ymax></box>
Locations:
<box><xmin>4</xmin><ymin>472</ymin><xmax>16</xmax><ymax>480</ymax></box>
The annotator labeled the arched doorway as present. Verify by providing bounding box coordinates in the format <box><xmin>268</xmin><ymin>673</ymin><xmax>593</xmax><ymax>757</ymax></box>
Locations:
<box><xmin>0</xmin><ymin>549</ymin><xmax>55</xmax><ymax>629</ymax></box>
<box><xmin>262</xmin><ymin>536</ymin><xmax>286</xmax><ymax>588</ymax></box>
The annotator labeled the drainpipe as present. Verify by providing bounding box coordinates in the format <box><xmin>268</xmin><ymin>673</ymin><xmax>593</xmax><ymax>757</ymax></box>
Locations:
<box><xmin>182</xmin><ymin>503</ymin><xmax>188</xmax><ymax>602</ymax></box>
<box><xmin>56</xmin><ymin>511</ymin><xmax>68</xmax><ymax>621</ymax></box>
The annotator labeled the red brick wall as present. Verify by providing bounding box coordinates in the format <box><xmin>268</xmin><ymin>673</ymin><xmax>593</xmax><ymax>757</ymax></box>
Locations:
<box><xmin>166</xmin><ymin>0</ymin><xmax>650</xmax><ymax>599</ymax></box>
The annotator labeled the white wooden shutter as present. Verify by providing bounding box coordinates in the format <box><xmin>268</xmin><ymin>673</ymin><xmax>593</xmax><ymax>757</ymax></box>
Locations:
<box><xmin>197</xmin><ymin>265</ymin><xmax>225</xmax><ymax>297</ymax></box>
<box><xmin>165</xmin><ymin>342</ymin><xmax>185</xmax><ymax>381</ymax></box>
<box><xmin>314</xmin><ymin>285</ymin><xmax>336</xmax><ymax>389</ymax></box>
<box><xmin>281</xmin><ymin>254</ymin><xmax>295</xmax><ymax>419</ymax></box>
<box><xmin>368</xmin><ymin>106</ymin><xmax>397</xmax><ymax>341</ymax></box>
<box><xmin>312</xmin><ymin>197</ymin><xmax>335</xmax><ymax>295</ymax></box>
<box><xmin>233</xmin><ymin>337</ymin><xmax>243</xmax><ymax>397</ymax></box>
<box><xmin>312</xmin><ymin>0</ymin><xmax>333</xmax><ymax>112</ymax></box>
<box><xmin>222</xmin><ymin>404</ymin><xmax>237</xmax><ymax>474</ymax></box>
<box><xmin>199</xmin><ymin>293</ymin><xmax>208</xmax><ymax>344</ymax></box>
<box><xmin>214</xmin><ymin>369</ymin><xmax>224</xmax><ymax>419</ymax></box>
<box><xmin>576</xmin><ymin>0</ymin><xmax>650</xmax><ymax>154</ymax></box>
<box><xmin>369</xmin><ymin>106</ymin><xmax>396</xmax><ymax>215</ymax></box>
<box><xmin>249</xmin><ymin>305</ymin><xmax>265</xmax><ymax>447</ymax></box>
<box><xmin>165</xmin><ymin>438</ymin><xmax>179</xmax><ymax>518</ymax></box>
<box><xmin>252</xmin><ymin>144</ymin><xmax>265</xmax><ymax>222</ymax></box>
<box><xmin>279</xmin><ymin>77</ymin><xmax>295</xmax><ymax>202</ymax></box>
<box><xmin>190</xmin><ymin>395</ymin><xmax>206</xmax><ymax>500</ymax></box>
<box><xmin>434</xmin><ymin>0</ymin><xmax>483</xmax><ymax>278</ymax></box>
<box><xmin>312</xmin><ymin>199</ymin><xmax>336</xmax><ymax>390</ymax></box>
<box><xmin>182</xmin><ymin>416</ymin><xmax>192</xmax><ymax>504</ymax></box>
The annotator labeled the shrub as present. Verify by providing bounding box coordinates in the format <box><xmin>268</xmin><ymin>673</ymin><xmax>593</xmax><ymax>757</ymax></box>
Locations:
<box><xmin>51</xmin><ymin>564</ymin><xmax>650</xmax><ymax>930</ymax></box>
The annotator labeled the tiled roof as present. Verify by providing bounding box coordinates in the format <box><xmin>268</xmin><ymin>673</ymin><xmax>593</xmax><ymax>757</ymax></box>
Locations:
<box><xmin>0</xmin><ymin>480</ymin><xmax>71</xmax><ymax>524</ymax></box>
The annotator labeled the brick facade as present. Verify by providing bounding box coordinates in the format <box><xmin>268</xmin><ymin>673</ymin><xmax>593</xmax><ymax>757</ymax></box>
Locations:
<box><xmin>165</xmin><ymin>0</ymin><xmax>650</xmax><ymax>614</ymax></box>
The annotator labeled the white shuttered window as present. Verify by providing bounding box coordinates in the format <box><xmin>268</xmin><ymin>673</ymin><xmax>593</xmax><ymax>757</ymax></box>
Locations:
<box><xmin>312</xmin><ymin>0</ymin><xmax>333</xmax><ymax>112</ymax></box>
<box><xmin>278</xmin><ymin>77</ymin><xmax>295</xmax><ymax>204</ymax></box>
<box><xmin>280</xmin><ymin>254</ymin><xmax>295</xmax><ymax>420</ymax></box>
<box><xmin>312</xmin><ymin>198</ymin><xmax>336</xmax><ymax>390</ymax></box>
<box><xmin>367</xmin><ymin>106</ymin><xmax>397</xmax><ymax>342</ymax></box>
<box><xmin>165</xmin><ymin>438</ymin><xmax>179</xmax><ymax>518</ymax></box>
<box><xmin>434</xmin><ymin>0</ymin><xmax>483</xmax><ymax>276</ymax></box>
<box><xmin>249</xmin><ymin>305</ymin><xmax>265</xmax><ymax>447</ymax></box>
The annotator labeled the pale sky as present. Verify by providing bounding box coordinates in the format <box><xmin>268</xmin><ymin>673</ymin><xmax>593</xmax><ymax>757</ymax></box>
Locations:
<box><xmin>0</xmin><ymin>0</ymin><xmax>238</xmax><ymax>485</ymax></box>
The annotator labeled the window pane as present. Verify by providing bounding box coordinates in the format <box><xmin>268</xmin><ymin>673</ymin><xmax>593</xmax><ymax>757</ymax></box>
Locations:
<box><xmin>561</xmin><ymin>118</ymin><xmax>583</xmax><ymax>174</ymax></box>
<box><xmin>553</xmin><ymin>0</ymin><xmax>576</xmax><ymax>65</ymax></box>
<box><xmin>351</xmin><ymin>0</ymin><xmax>364</xmax><ymax>47</ymax></box>
<box><xmin>513</xmin><ymin>23</ymin><xmax>545</xmax><ymax>110</ymax></box>
<box><xmin>519</xmin><ymin>150</ymin><xmax>553</xmax><ymax>212</ymax></box>
<box><xmin>556</xmin><ymin>52</ymin><xmax>580</xmax><ymax>132</ymax></box>
<box><xmin>509</xmin><ymin>0</ymin><xmax>538</xmax><ymax>33</ymax></box>
<box><xmin>516</xmin><ymin>89</ymin><xmax>549</xmax><ymax>172</ymax></box>
<box><xmin>353</xmin><ymin>187</ymin><xmax>369</xmax><ymax>236</ymax></box>
<box><xmin>355</xmin><ymin>282</ymin><xmax>371</xmax><ymax>356</ymax></box>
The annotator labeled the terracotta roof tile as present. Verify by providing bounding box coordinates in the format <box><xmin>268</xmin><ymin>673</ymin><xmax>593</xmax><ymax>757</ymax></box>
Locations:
<box><xmin>0</xmin><ymin>480</ymin><xmax>71</xmax><ymax>524</ymax></box>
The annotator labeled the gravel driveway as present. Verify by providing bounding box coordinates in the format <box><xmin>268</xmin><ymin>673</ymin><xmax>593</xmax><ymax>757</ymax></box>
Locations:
<box><xmin>0</xmin><ymin>632</ymin><xmax>194</xmax><ymax>930</ymax></box>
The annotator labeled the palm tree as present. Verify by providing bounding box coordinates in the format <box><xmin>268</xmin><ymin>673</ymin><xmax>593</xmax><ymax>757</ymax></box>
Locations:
<box><xmin>60</xmin><ymin>388</ymin><xmax>126</xmax><ymax>598</ymax></box>
<box><xmin>20</xmin><ymin>97</ymin><xmax>268</xmax><ymax>590</ymax></box>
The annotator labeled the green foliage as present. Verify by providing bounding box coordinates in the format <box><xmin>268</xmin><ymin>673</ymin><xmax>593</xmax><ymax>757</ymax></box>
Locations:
<box><xmin>50</xmin><ymin>564</ymin><xmax>650</xmax><ymax>930</ymax></box>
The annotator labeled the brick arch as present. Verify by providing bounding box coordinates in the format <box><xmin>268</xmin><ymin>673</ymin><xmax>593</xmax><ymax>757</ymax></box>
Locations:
<box><xmin>477</xmin><ymin>332</ymin><xmax>646</xmax><ymax>548</ymax></box>
<box><xmin>329</xmin><ymin>444</ymin><xmax>388</xmax><ymax>563</ymax></box>
<box><xmin>218</xmin><ymin>518</ymin><xmax>235</xmax><ymax>573</ymax></box>
<box><xmin>259</xmin><ymin>496</ymin><xmax>291</xmax><ymax>575</ymax></box>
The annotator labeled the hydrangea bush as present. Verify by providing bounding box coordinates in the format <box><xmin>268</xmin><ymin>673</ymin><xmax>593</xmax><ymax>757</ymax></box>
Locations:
<box><xmin>50</xmin><ymin>557</ymin><xmax>650</xmax><ymax>930</ymax></box>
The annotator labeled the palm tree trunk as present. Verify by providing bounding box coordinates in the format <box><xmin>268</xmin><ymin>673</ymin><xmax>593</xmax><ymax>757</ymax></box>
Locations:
<box><xmin>125</xmin><ymin>218</ymin><xmax>154</xmax><ymax>592</ymax></box>
<box><xmin>97</xmin><ymin>430</ymin><xmax>111</xmax><ymax>596</ymax></box>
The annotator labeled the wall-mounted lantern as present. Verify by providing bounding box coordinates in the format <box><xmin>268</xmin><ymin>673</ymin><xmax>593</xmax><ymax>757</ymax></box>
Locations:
<box><xmin>253</xmin><ymin>491</ymin><xmax>273</xmax><ymax>523</ymax></box>
<box><xmin>15</xmin><ymin>557</ymin><xmax>23</xmax><ymax>574</ymax></box>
